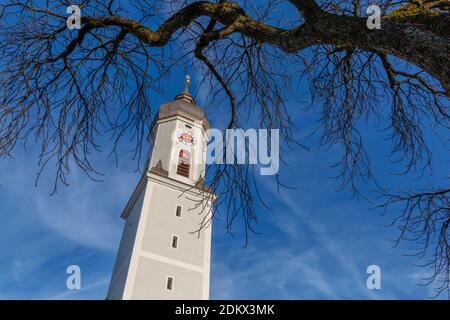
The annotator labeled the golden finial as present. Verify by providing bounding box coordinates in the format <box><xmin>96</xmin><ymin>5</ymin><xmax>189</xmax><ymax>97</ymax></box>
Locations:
<box><xmin>182</xmin><ymin>75</ymin><xmax>191</xmax><ymax>95</ymax></box>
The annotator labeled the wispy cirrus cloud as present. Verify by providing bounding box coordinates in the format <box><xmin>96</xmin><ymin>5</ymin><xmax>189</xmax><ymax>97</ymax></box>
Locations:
<box><xmin>212</xmin><ymin>246</ymin><xmax>340</xmax><ymax>299</ymax></box>
<box><xmin>210</xmin><ymin>140</ymin><xmax>436</xmax><ymax>300</ymax></box>
<box><xmin>0</xmin><ymin>151</ymin><xmax>139</xmax><ymax>299</ymax></box>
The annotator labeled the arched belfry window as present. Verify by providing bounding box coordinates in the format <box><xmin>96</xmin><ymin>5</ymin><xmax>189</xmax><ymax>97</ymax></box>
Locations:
<box><xmin>177</xmin><ymin>149</ymin><xmax>191</xmax><ymax>178</ymax></box>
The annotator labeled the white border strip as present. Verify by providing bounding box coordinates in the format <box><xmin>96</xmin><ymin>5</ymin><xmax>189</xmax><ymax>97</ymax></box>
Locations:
<box><xmin>140</xmin><ymin>250</ymin><xmax>204</xmax><ymax>273</ymax></box>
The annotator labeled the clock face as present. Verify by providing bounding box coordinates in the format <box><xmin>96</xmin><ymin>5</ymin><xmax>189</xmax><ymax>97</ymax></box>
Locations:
<box><xmin>176</xmin><ymin>130</ymin><xmax>196</xmax><ymax>146</ymax></box>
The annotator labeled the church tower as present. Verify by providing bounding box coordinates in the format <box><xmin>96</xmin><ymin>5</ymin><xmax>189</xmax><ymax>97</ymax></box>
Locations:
<box><xmin>107</xmin><ymin>76</ymin><xmax>214</xmax><ymax>300</ymax></box>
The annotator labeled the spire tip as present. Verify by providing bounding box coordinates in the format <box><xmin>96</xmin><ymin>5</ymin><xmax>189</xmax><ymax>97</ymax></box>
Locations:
<box><xmin>175</xmin><ymin>74</ymin><xmax>194</xmax><ymax>104</ymax></box>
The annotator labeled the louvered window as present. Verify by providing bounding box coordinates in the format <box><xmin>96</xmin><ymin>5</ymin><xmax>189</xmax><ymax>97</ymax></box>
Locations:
<box><xmin>177</xmin><ymin>149</ymin><xmax>191</xmax><ymax>178</ymax></box>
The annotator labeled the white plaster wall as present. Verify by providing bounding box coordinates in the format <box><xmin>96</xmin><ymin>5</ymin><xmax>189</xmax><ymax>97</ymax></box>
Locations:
<box><xmin>117</xmin><ymin>177</ymin><xmax>212</xmax><ymax>300</ymax></box>
<box><xmin>106</xmin><ymin>186</ymin><xmax>146</xmax><ymax>300</ymax></box>
<box><xmin>141</xmin><ymin>182</ymin><xmax>207</xmax><ymax>267</ymax></box>
<box><xmin>131</xmin><ymin>257</ymin><xmax>203</xmax><ymax>300</ymax></box>
<box><xmin>149</xmin><ymin>119</ymin><xmax>177</xmax><ymax>171</ymax></box>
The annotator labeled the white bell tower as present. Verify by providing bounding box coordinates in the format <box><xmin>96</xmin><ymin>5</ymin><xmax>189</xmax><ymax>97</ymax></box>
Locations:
<box><xmin>107</xmin><ymin>76</ymin><xmax>214</xmax><ymax>300</ymax></box>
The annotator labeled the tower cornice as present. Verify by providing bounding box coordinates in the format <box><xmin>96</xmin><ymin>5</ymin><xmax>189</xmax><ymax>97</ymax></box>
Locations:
<box><xmin>121</xmin><ymin>170</ymin><xmax>215</xmax><ymax>220</ymax></box>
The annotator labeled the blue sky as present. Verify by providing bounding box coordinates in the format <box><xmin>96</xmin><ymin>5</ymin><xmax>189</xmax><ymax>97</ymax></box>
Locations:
<box><xmin>0</xmin><ymin>68</ymin><xmax>446</xmax><ymax>300</ymax></box>
<box><xmin>0</xmin><ymin>1</ymin><xmax>448</xmax><ymax>300</ymax></box>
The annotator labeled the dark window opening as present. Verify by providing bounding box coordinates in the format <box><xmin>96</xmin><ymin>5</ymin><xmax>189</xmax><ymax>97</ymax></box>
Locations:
<box><xmin>166</xmin><ymin>277</ymin><xmax>174</xmax><ymax>291</ymax></box>
<box><xmin>171</xmin><ymin>235</ymin><xmax>179</xmax><ymax>249</ymax></box>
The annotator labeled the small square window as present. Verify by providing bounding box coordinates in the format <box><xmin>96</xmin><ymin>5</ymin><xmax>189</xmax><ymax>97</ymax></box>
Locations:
<box><xmin>171</xmin><ymin>235</ymin><xmax>179</xmax><ymax>249</ymax></box>
<box><xmin>175</xmin><ymin>206</ymin><xmax>182</xmax><ymax>218</ymax></box>
<box><xmin>166</xmin><ymin>277</ymin><xmax>174</xmax><ymax>291</ymax></box>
